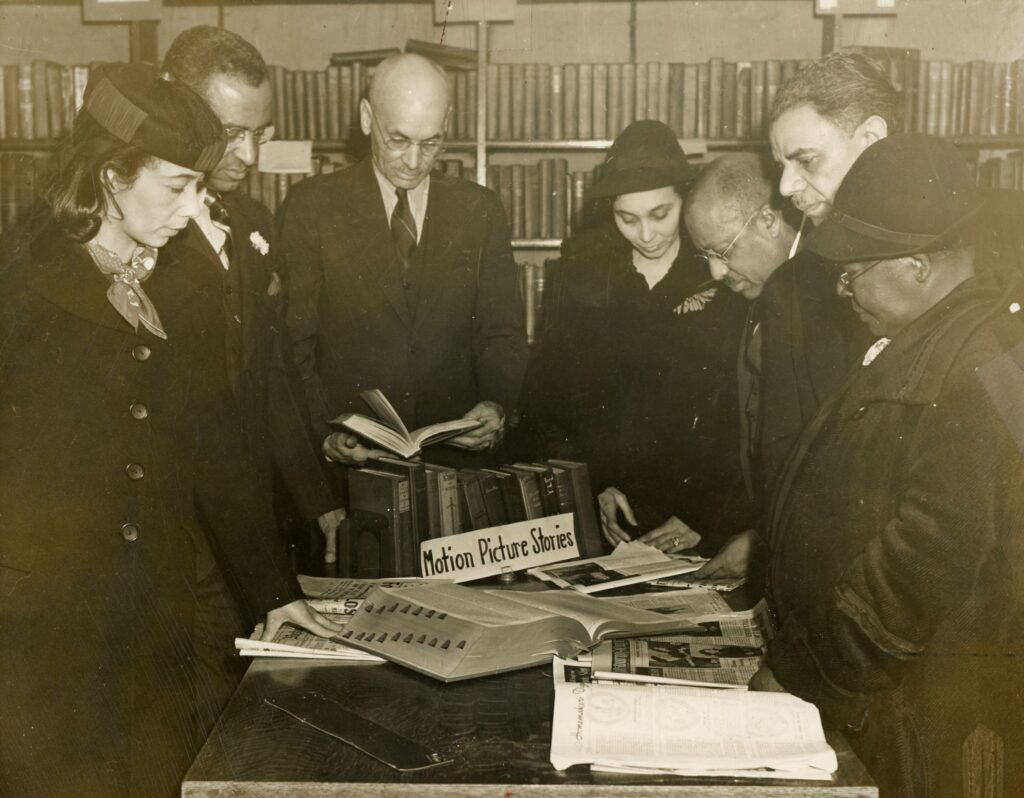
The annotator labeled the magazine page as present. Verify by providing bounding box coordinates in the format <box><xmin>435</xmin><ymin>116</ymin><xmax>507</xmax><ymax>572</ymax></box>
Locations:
<box><xmin>550</xmin><ymin>681</ymin><xmax>838</xmax><ymax>776</ymax></box>
<box><xmin>600</xmin><ymin>589</ymin><xmax>732</xmax><ymax>618</ymax></box>
<box><xmin>591</xmin><ymin>635</ymin><xmax>762</xmax><ymax>687</ymax></box>
<box><xmin>529</xmin><ymin>541</ymin><xmax>706</xmax><ymax>593</ymax></box>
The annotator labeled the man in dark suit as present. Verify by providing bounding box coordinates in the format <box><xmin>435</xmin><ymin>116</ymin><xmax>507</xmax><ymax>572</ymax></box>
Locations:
<box><xmin>163</xmin><ymin>26</ymin><xmax>341</xmax><ymax>535</ymax></box>
<box><xmin>161</xmin><ymin>26</ymin><xmax>342</xmax><ymax>723</ymax></box>
<box><xmin>278</xmin><ymin>54</ymin><xmax>528</xmax><ymax>474</ymax></box>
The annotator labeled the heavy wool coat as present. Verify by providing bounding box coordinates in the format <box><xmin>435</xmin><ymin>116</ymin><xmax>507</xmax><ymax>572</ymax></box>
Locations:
<box><xmin>515</xmin><ymin>223</ymin><xmax>752</xmax><ymax>552</ymax></box>
<box><xmin>764</xmin><ymin>268</ymin><xmax>1024</xmax><ymax>798</ymax></box>
<box><xmin>278</xmin><ymin>158</ymin><xmax>529</xmax><ymax>443</ymax></box>
<box><xmin>163</xmin><ymin>190</ymin><xmax>337</xmax><ymax>522</ymax></box>
<box><xmin>0</xmin><ymin>226</ymin><xmax>302</xmax><ymax>797</ymax></box>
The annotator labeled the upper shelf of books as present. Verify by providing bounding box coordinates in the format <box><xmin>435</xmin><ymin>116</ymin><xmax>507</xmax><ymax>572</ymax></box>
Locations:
<box><xmin>2</xmin><ymin>57</ymin><xmax>1023</xmax><ymax>146</ymax></box>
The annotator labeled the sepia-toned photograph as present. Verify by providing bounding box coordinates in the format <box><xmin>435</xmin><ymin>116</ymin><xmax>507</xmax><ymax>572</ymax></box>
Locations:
<box><xmin>0</xmin><ymin>0</ymin><xmax>1022</xmax><ymax>795</ymax></box>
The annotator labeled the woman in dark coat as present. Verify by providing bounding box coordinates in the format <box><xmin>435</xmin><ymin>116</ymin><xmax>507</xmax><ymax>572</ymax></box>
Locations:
<box><xmin>516</xmin><ymin>121</ymin><xmax>751</xmax><ymax>556</ymax></box>
<box><xmin>0</xmin><ymin>64</ymin><xmax>340</xmax><ymax>798</ymax></box>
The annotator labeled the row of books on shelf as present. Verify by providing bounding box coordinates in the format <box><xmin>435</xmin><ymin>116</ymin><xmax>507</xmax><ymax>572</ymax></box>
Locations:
<box><xmin>346</xmin><ymin>457</ymin><xmax>602</xmax><ymax>579</ymax></box>
<box><xmin>4</xmin><ymin>53</ymin><xmax>1024</xmax><ymax>144</ymax></box>
<box><xmin>234</xmin><ymin>56</ymin><xmax>1024</xmax><ymax>145</ymax></box>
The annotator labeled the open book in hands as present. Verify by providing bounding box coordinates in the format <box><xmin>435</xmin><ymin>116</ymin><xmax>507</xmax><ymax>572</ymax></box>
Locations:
<box><xmin>329</xmin><ymin>388</ymin><xmax>483</xmax><ymax>460</ymax></box>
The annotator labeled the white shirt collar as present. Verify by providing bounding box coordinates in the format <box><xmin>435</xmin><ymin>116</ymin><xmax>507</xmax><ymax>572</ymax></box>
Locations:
<box><xmin>372</xmin><ymin>164</ymin><xmax>430</xmax><ymax>244</ymax></box>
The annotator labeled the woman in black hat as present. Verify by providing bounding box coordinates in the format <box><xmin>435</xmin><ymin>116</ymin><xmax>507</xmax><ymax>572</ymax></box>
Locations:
<box><xmin>515</xmin><ymin>120</ymin><xmax>751</xmax><ymax>557</ymax></box>
<box><xmin>0</xmin><ymin>63</ymin><xmax>340</xmax><ymax>797</ymax></box>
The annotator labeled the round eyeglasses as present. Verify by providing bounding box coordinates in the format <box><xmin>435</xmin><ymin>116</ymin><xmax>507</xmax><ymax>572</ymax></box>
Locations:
<box><xmin>694</xmin><ymin>206</ymin><xmax>761</xmax><ymax>269</ymax></box>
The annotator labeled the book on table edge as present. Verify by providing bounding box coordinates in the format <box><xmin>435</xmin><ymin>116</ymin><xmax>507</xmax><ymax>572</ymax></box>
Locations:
<box><xmin>329</xmin><ymin>388</ymin><xmax>482</xmax><ymax>460</ymax></box>
<box><xmin>337</xmin><ymin>582</ymin><xmax>701</xmax><ymax>682</ymax></box>
<box><xmin>347</xmin><ymin>468</ymin><xmax>416</xmax><ymax>578</ymax></box>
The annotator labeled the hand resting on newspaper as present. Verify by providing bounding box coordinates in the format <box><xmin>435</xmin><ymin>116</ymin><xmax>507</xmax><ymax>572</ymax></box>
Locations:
<box><xmin>260</xmin><ymin>600</ymin><xmax>346</xmax><ymax>643</ymax></box>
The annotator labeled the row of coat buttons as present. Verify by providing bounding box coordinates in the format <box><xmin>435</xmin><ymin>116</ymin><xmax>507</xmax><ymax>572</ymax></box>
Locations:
<box><xmin>122</xmin><ymin>345</ymin><xmax>152</xmax><ymax>541</ymax></box>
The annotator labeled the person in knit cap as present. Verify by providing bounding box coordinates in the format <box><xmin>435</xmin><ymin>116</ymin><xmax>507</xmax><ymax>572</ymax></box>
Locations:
<box><xmin>0</xmin><ymin>62</ymin><xmax>342</xmax><ymax>797</ymax></box>
<box><xmin>751</xmin><ymin>133</ymin><xmax>1024</xmax><ymax>797</ymax></box>
<box><xmin>515</xmin><ymin>120</ymin><xmax>752</xmax><ymax>557</ymax></box>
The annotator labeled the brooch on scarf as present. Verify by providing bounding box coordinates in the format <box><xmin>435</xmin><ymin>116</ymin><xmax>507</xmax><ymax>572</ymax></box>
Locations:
<box><xmin>674</xmin><ymin>286</ymin><xmax>717</xmax><ymax>314</ymax></box>
<box><xmin>250</xmin><ymin>231</ymin><xmax>270</xmax><ymax>256</ymax></box>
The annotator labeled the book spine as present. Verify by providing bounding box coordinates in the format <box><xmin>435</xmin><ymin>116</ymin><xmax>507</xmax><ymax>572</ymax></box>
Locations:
<box><xmin>520</xmin><ymin>474</ymin><xmax>546</xmax><ymax>520</ymax></box>
<box><xmin>31</xmin><ymin>61</ymin><xmax>48</xmax><ymax>140</ymax></box>
<box><xmin>303</xmin><ymin>71</ymin><xmax>317</xmax><ymax>140</ymax></box>
<box><xmin>424</xmin><ymin>469</ymin><xmax>442</xmax><ymax>539</ymax></box>
<box><xmin>749</xmin><ymin>61</ymin><xmax>765</xmax><ymax>139</ymax></box>
<box><xmin>735</xmin><ymin>61</ymin><xmax>751</xmax><ymax>139</ymax></box>
<box><xmin>708</xmin><ymin>58</ymin><xmax>723</xmax><ymax>139</ymax></box>
<box><xmin>339</xmin><ymin>65</ymin><xmax>353</xmax><ymax>140</ymax></box>
<box><xmin>523</xmin><ymin>63</ymin><xmax>538</xmax><ymax>141</ymax></box>
<box><xmin>17</xmin><ymin>65</ymin><xmax>33</xmax><ymax>141</ymax></box>
<box><xmin>511</xmin><ymin>164</ymin><xmax>525</xmax><ymax>239</ymax></box>
<box><xmin>570</xmin><ymin>171</ymin><xmax>586</xmax><ymax>234</ymax></box>
<box><xmin>620</xmin><ymin>63</ymin><xmax>635</xmax><ymax>134</ymax></box>
<box><xmin>634</xmin><ymin>62</ymin><xmax>648</xmax><ymax>121</ymax></box>
<box><xmin>458</xmin><ymin>474</ymin><xmax>490</xmax><ymax>531</ymax></box>
<box><xmin>551</xmin><ymin>158</ymin><xmax>568</xmax><ymax>239</ymax></box>
<box><xmin>511</xmin><ymin>63</ymin><xmax>525</xmax><ymax>140</ymax></box>
<box><xmin>764</xmin><ymin>60</ymin><xmax>781</xmax><ymax>127</ymax></box>
<box><xmin>550</xmin><ymin>66</ymin><xmax>563</xmax><ymax>141</ymax></box>
<box><xmin>592</xmin><ymin>62</ymin><xmax>607</xmax><ymax>140</ymax></box>
<box><xmin>606</xmin><ymin>63</ymin><xmax>621</xmax><ymax>138</ymax></box>
<box><xmin>938</xmin><ymin>61</ymin><xmax>953</xmax><ymax>138</ymax></box>
<box><xmin>696</xmin><ymin>61</ymin><xmax>709</xmax><ymax>139</ymax></box>
<box><xmin>395</xmin><ymin>477</ymin><xmax>416</xmax><ymax>576</ymax></box>
<box><xmin>565</xmin><ymin>63</ymin><xmax>581</xmax><ymax>139</ymax></box>
<box><xmin>577</xmin><ymin>63</ymin><xmax>592</xmax><ymax>139</ymax></box>
<box><xmin>498</xmin><ymin>64</ymin><xmax>513</xmax><ymax>140</ymax></box>
<box><xmin>537</xmin><ymin>63</ymin><xmax>552</xmax><ymax>140</ymax></box>
<box><xmin>523</xmin><ymin>163</ymin><xmax>540</xmax><ymax>239</ymax></box>
<box><xmin>646</xmin><ymin>62</ymin><xmax>659</xmax><ymax>123</ymax></box>
<box><xmin>283</xmin><ymin>69</ymin><xmax>297</xmax><ymax>140</ymax></box>
<box><xmin>486</xmin><ymin>64</ymin><xmax>499</xmax><ymax>140</ymax></box>
<box><xmin>657</xmin><ymin>62</ymin><xmax>671</xmax><ymax>124</ymax></box>
<box><xmin>4</xmin><ymin>66</ymin><xmax>20</xmax><ymax>138</ymax></box>
<box><xmin>539</xmin><ymin>158</ymin><xmax>553</xmax><ymax>239</ymax></box>
<box><xmin>326</xmin><ymin>67</ymin><xmax>340</xmax><ymax>140</ymax></box>
<box><xmin>439</xmin><ymin>470</ymin><xmax>461</xmax><ymax>535</ymax></box>
<box><xmin>44</xmin><ymin>62</ymin><xmax>62</xmax><ymax>139</ymax></box>
<box><xmin>60</xmin><ymin>65</ymin><xmax>74</xmax><ymax>135</ymax></box>
<box><xmin>667</xmin><ymin>63</ymin><xmax>683</xmax><ymax>136</ymax></box>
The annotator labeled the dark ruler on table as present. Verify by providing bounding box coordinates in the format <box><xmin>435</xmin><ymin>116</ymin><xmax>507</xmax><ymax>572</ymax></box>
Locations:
<box><xmin>184</xmin><ymin>658</ymin><xmax>878</xmax><ymax>797</ymax></box>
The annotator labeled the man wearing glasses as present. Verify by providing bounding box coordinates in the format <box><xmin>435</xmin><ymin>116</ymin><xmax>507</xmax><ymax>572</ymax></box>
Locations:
<box><xmin>162</xmin><ymin>25</ymin><xmax>343</xmax><ymax>726</ymax></box>
<box><xmin>753</xmin><ymin>133</ymin><xmax>1024</xmax><ymax>798</ymax></box>
<box><xmin>278</xmin><ymin>54</ymin><xmax>527</xmax><ymax>506</ymax></box>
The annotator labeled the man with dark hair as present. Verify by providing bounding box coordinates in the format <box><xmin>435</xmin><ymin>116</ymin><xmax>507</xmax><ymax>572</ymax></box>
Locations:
<box><xmin>769</xmin><ymin>52</ymin><xmax>899</xmax><ymax>227</ymax></box>
<box><xmin>751</xmin><ymin>133</ymin><xmax>1024</xmax><ymax>798</ymax></box>
<box><xmin>279</xmin><ymin>54</ymin><xmax>528</xmax><ymax>508</ymax></box>
<box><xmin>161</xmin><ymin>24</ymin><xmax>342</xmax><ymax>726</ymax></box>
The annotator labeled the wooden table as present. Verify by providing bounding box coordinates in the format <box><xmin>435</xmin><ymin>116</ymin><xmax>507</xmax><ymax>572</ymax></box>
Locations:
<box><xmin>183</xmin><ymin>658</ymin><xmax>878</xmax><ymax>797</ymax></box>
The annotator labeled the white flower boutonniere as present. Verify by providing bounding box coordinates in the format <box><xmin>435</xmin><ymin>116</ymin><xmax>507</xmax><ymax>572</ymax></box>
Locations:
<box><xmin>674</xmin><ymin>286</ymin><xmax>718</xmax><ymax>315</ymax></box>
<box><xmin>250</xmin><ymin>231</ymin><xmax>270</xmax><ymax>256</ymax></box>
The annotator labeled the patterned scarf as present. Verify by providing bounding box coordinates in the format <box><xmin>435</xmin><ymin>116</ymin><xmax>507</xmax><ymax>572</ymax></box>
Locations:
<box><xmin>85</xmin><ymin>240</ymin><xmax>167</xmax><ymax>340</ymax></box>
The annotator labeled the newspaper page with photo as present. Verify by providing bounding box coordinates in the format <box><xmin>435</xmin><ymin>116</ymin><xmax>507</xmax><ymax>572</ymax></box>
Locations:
<box><xmin>549</xmin><ymin>681</ymin><xmax>838</xmax><ymax>780</ymax></box>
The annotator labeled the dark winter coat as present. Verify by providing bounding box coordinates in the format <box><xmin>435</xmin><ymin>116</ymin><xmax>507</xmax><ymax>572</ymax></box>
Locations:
<box><xmin>0</xmin><ymin>225</ymin><xmax>302</xmax><ymax>797</ymax></box>
<box><xmin>516</xmin><ymin>223</ymin><xmax>752</xmax><ymax>552</ymax></box>
<box><xmin>764</xmin><ymin>267</ymin><xmax>1024</xmax><ymax>798</ymax></box>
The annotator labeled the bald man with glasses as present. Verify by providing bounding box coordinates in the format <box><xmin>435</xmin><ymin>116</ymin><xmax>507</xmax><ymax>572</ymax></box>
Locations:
<box><xmin>278</xmin><ymin>54</ymin><xmax>528</xmax><ymax>559</ymax></box>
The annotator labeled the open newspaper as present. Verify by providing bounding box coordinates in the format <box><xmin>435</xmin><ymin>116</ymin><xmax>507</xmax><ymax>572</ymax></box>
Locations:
<box><xmin>550</xmin><ymin>680</ymin><xmax>838</xmax><ymax>780</ymax></box>
<box><xmin>235</xmin><ymin>577</ymin><xmax>427</xmax><ymax>660</ymax></box>
<box><xmin>529</xmin><ymin>540</ymin><xmax>706</xmax><ymax>593</ymax></box>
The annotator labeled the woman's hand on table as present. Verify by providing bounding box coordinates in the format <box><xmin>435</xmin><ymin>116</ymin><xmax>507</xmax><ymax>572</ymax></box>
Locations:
<box><xmin>598</xmin><ymin>486</ymin><xmax>635</xmax><ymax>547</ymax></box>
<box><xmin>260</xmin><ymin>600</ymin><xmax>346</xmax><ymax>643</ymax></box>
<box><xmin>637</xmin><ymin>516</ymin><xmax>701</xmax><ymax>553</ymax></box>
<box><xmin>690</xmin><ymin>528</ymin><xmax>761</xmax><ymax>579</ymax></box>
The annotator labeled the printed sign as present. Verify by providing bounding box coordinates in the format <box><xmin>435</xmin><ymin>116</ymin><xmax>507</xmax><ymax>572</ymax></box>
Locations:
<box><xmin>420</xmin><ymin>513</ymin><xmax>577</xmax><ymax>581</ymax></box>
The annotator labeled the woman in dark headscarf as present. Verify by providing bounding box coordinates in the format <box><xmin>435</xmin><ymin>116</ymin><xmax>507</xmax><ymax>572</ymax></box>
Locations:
<box><xmin>0</xmin><ymin>63</ymin><xmax>340</xmax><ymax>797</ymax></box>
<box><xmin>515</xmin><ymin>121</ymin><xmax>752</xmax><ymax>557</ymax></box>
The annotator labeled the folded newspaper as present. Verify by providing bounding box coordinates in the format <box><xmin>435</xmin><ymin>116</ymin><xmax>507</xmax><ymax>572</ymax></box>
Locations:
<box><xmin>529</xmin><ymin>541</ymin><xmax>706</xmax><ymax>593</ymax></box>
<box><xmin>549</xmin><ymin>680</ymin><xmax>837</xmax><ymax>780</ymax></box>
<box><xmin>234</xmin><ymin>576</ymin><xmax>428</xmax><ymax>661</ymax></box>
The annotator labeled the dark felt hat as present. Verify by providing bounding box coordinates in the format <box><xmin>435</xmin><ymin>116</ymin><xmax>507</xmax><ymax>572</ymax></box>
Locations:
<box><xmin>806</xmin><ymin>133</ymin><xmax>983</xmax><ymax>263</ymax></box>
<box><xmin>82</xmin><ymin>62</ymin><xmax>225</xmax><ymax>172</ymax></box>
<box><xmin>589</xmin><ymin>120</ymin><xmax>695</xmax><ymax>200</ymax></box>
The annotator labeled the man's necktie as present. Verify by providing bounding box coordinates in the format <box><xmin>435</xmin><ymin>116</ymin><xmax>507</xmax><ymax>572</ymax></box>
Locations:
<box><xmin>207</xmin><ymin>194</ymin><xmax>233</xmax><ymax>264</ymax></box>
<box><xmin>390</xmin><ymin>187</ymin><xmax>417</xmax><ymax>264</ymax></box>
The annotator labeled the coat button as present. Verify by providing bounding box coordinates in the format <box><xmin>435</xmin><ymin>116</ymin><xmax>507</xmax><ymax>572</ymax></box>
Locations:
<box><xmin>129</xmin><ymin>402</ymin><xmax>148</xmax><ymax>420</ymax></box>
<box><xmin>851</xmin><ymin>406</ymin><xmax>868</xmax><ymax>420</ymax></box>
<box><xmin>125</xmin><ymin>463</ymin><xmax>145</xmax><ymax>480</ymax></box>
<box><xmin>121</xmin><ymin>523</ymin><xmax>140</xmax><ymax>542</ymax></box>
<box><xmin>132</xmin><ymin>345</ymin><xmax>151</xmax><ymax>362</ymax></box>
